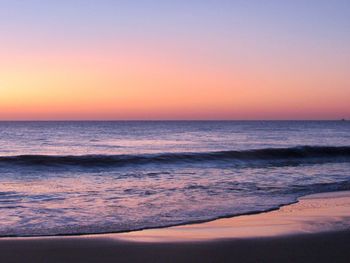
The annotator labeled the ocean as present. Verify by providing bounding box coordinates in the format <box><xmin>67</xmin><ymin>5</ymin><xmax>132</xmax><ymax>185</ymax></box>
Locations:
<box><xmin>0</xmin><ymin>121</ymin><xmax>349</xmax><ymax>237</ymax></box>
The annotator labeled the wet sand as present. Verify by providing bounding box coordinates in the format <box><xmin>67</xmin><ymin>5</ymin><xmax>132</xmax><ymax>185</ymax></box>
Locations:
<box><xmin>116</xmin><ymin>191</ymin><xmax>350</xmax><ymax>242</ymax></box>
<box><xmin>1</xmin><ymin>191</ymin><xmax>350</xmax><ymax>262</ymax></box>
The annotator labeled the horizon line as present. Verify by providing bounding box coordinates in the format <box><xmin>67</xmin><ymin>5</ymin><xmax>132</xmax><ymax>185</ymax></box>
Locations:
<box><xmin>0</xmin><ymin>119</ymin><xmax>347</xmax><ymax>122</ymax></box>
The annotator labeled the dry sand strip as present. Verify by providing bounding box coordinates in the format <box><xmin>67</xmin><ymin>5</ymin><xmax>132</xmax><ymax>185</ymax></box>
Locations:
<box><xmin>0</xmin><ymin>191</ymin><xmax>350</xmax><ymax>263</ymax></box>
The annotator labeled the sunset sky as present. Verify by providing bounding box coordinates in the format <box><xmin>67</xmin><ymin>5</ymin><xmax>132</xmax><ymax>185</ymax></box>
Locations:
<box><xmin>1</xmin><ymin>0</ymin><xmax>349</xmax><ymax>120</ymax></box>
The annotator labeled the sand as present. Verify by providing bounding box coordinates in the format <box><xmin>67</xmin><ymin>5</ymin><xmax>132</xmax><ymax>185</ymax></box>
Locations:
<box><xmin>0</xmin><ymin>191</ymin><xmax>350</xmax><ymax>262</ymax></box>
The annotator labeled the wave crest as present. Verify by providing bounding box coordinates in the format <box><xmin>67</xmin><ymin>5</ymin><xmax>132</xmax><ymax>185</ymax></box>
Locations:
<box><xmin>0</xmin><ymin>146</ymin><xmax>350</xmax><ymax>168</ymax></box>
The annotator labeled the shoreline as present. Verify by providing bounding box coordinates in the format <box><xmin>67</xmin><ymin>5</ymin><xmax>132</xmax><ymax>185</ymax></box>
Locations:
<box><xmin>1</xmin><ymin>191</ymin><xmax>350</xmax><ymax>262</ymax></box>
<box><xmin>114</xmin><ymin>190</ymin><xmax>350</xmax><ymax>242</ymax></box>
<box><xmin>0</xmin><ymin>200</ymin><xmax>299</xmax><ymax>239</ymax></box>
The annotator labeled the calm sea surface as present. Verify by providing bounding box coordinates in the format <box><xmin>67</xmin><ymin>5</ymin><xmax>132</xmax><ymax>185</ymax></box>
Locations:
<box><xmin>0</xmin><ymin>121</ymin><xmax>349</xmax><ymax>236</ymax></box>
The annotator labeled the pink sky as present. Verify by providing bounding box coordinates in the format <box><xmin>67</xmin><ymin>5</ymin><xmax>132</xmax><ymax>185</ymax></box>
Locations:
<box><xmin>1</xmin><ymin>1</ymin><xmax>349</xmax><ymax>120</ymax></box>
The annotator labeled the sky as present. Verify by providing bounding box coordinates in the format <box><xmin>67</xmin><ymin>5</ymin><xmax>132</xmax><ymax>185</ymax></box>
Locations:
<box><xmin>0</xmin><ymin>0</ymin><xmax>349</xmax><ymax>120</ymax></box>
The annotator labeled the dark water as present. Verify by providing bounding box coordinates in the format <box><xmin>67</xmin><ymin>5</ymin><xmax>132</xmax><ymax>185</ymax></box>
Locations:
<box><xmin>0</xmin><ymin>121</ymin><xmax>349</xmax><ymax>236</ymax></box>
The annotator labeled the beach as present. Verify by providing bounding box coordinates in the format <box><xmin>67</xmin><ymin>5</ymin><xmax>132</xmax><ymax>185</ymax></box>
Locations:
<box><xmin>2</xmin><ymin>0</ymin><xmax>350</xmax><ymax>261</ymax></box>
<box><xmin>1</xmin><ymin>191</ymin><xmax>349</xmax><ymax>263</ymax></box>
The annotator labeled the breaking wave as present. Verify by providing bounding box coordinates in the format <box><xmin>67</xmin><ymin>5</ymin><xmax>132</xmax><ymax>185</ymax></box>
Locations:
<box><xmin>0</xmin><ymin>146</ymin><xmax>349</xmax><ymax>168</ymax></box>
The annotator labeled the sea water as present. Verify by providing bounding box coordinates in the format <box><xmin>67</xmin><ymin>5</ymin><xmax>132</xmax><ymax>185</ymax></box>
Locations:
<box><xmin>0</xmin><ymin>121</ymin><xmax>349</xmax><ymax>236</ymax></box>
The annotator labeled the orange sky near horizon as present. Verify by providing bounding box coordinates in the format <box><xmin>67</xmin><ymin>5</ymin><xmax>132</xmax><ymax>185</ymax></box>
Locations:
<box><xmin>1</xmin><ymin>42</ymin><xmax>348</xmax><ymax>120</ymax></box>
